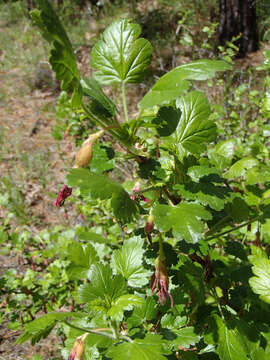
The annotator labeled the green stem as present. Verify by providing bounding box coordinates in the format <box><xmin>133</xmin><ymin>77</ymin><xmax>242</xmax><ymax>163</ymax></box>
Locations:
<box><xmin>122</xmin><ymin>81</ymin><xmax>129</xmax><ymax>122</ymax></box>
<box><xmin>206</xmin><ymin>215</ymin><xmax>261</xmax><ymax>241</ymax></box>
<box><xmin>82</xmin><ymin>102</ymin><xmax>140</xmax><ymax>158</ymax></box>
<box><xmin>158</xmin><ymin>234</ymin><xmax>165</xmax><ymax>261</ymax></box>
<box><xmin>120</xmin><ymin>335</ymin><xmax>133</xmax><ymax>343</ymax></box>
<box><xmin>64</xmin><ymin>320</ymin><xmax>115</xmax><ymax>339</ymax></box>
<box><xmin>210</xmin><ymin>288</ymin><xmax>225</xmax><ymax>320</ymax></box>
<box><xmin>206</xmin><ymin>215</ymin><xmax>232</xmax><ymax>236</ymax></box>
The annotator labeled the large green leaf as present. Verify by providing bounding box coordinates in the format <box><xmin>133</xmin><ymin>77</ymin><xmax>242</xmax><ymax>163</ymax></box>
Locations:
<box><xmin>205</xmin><ymin>316</ymin><xmax>260</xmax><ymax>360</ymax></box>
<box><xmin>30</xmin><ymin>0</ymin><xmax>81</xmax><ymax>107</ymax></box>
<box><xmin>249</xmin><ymin>248</ymin><xmax>270</xmax><ymax>304</ymax></box>
<box><xmin>106</xmin><ymin>334</ymin><xmax>170</xmax><ymax>360</ymax></box>
<box><xmin>111</xmin><ymin>236</ymin><xmax>152</xmax><ymax>287</ymax></box>
<box><xmin>166</xmin><ymin>91</ymin><xmax>216</xmax><ymax>159</ymax></box>
<box><xmin>153</xmin><ymin>202</ymin><xmax>212</xmax><ymax>243</ymax></box>
<box><xmin>175</xmin><ymin>182</ymin><xmax>229</xmax><ymax>211</ymax></box>
<box><xmin>139</xmin><ymin>60</ymin><xmax>232</xmax><ymax>109</ymax></box>
<box><xmin>17</xmin><ymin>312</ymin><xmax>74</xmax><ymax>345</ymax></box>
<box><xmin>218</xmin><ymin>325</ymin><xmax>249</xmax><ymax>360</ymax></box>
<box><xmin>78</xmin><ymin>263</ymin><xmax>126</xmax><ymax>305</ymax></box>
<box><xmin>91</xmin><ymin>19</ymin><xmax>152</xmax><ymax>84</ymax></box>
<box><xmin>67</xmin><ymin>169</ymin><xmax>138</xmax><ymax>223</ymax></box>
<box><xmin>67</xmin><ymin>242</ymin><xmax>98</xmax><ymax>268</ymax></box>
<box><xmin>66</xmin><ymin>242</ymin><xmax>98</xmax><ymax>280</ymax></box>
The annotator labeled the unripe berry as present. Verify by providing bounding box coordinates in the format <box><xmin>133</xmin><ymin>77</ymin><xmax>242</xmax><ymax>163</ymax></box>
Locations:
<box><xmin>145</xmin><ymin>214</ymin><xmax>154</xmax><ymax>235</ymax></box>
<box><xmin>74</xmin><ymin>129</ymin><xmax>105</xmax><ymax>168</ymax></box>
<box><xmin>68</xmin><ymin>333</ymin><xmax>88</xmax><ymax>360</ymax></box>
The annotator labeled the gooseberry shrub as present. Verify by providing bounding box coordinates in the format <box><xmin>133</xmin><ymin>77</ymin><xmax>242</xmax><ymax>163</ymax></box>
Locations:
<box><xmin>16</xmin><ymin>1</ymin><xmax>270</xmax><ymax>359</ymax></box>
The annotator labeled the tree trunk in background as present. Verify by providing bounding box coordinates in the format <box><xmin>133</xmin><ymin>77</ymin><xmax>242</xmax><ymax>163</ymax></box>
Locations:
<box><xmin>219</xmin><ymin>0</ymin><xmax>259</xmax><ymax>57</ymax></box>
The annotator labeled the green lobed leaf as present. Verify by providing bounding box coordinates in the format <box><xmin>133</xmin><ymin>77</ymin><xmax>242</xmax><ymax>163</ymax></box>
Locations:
<box><xmin>139</xmin><ymin>60</ymin><xmax>232</xmax><ymax>109</ymax></box>
<box><xmin>153</xmin><ymin>202</ymin><xmax>212</xmax><ymax>243</ymax></box>
<box><xmin>30</xmin><ymin>0</ymin><xmax>82</xmax><ymax>107</ymax></box>
<box><xmin>66</xmin><ymin>242</ymin><xmax>98</xmax><ymax>280</ymax></box>
<box><xmin>78</xmin><ymin>263</ymin><xmax>126</xmax><ymax>305</ymax></box>
<box><xmin>225</xmin><ymin>157</ymin><xmax>259</xmax><ymax>179</ymax></box>
<box><xmin>67</xmin><ymin>168</ymin><xmax>138</xmax><ymax>223</ymax></box>
<box><xmin>67</xmin><ymin>241</ymin><xmax>98</xmax><ymax>268</ymax></box>
<box><xmin>217</xmin><ymin>325</ymin><xmax>249</xmax><ymax>360</ymax></box>
<box><xmin>187</xmin><ymin>165</ymin><xmax>221</xmax><ymax>182</ymax></box>
<box><xmin>107</xmin><ymin>294</ymin><xmax>145</xmax><ymax>321</ymax></box>
<box><xmin>127</xmin><ymin>297</ymin><xmax>157</xmax><ymax>328</ymax></box>
<box><xmin>111</xmin><ymin>236</ymin><xmax>152</xmax><ymax>287</ymax></box>
<box><xmin>170</xmin><ymin>327</ymin><xmax>201</xmax><ymax>349</ymax></box>
<box><xmin>171</xmin><ymin>91</ymin><xmax>216</xmax><ymax>158</ymax></box>
<box><xmin>91</xmin><ymin>143</ymin><xmax>114</xmax><ymax>174</ymax></box>
<box><xmin>76</xmin><ymin>228</ymin><xmax>110</xmax><ymax>244</ymax></box>
<box><xmin>175</xmin><ymin>182</ymin><xmax>229</xmax><ymax>211</ymax></box>
<box><xmin>225</xmin><ymin>195</ymin><xmax>250</xmax><ymax>222</ymax></box>
<box><xmin>205</xmin><ymin>316</ymin><xmax>261</xmax><ymax>360</ymax></box>
<box><xmin>176</xmin><ymin>260</ymin><xmax>205</xmax><ymax>304</ymax></box>
<box><xmin>91</xmin><ymin>19</ymin><xmax>152</xmax><ymax>84</ymax></box>
<box><xmin>106</xmin><ymin>334</ymin><xmax>170</xmax><ymax>360</ymax></box>
<box><xmin>16</xmin><ymin>312</ymin><xmax>74</xmax><ymax>345</ymax></box>
<box><xmin>245</xmin><ymin>165</ymin><xmax>270</xmax><ymax>185</ymax></box>
<box><xmin>249</xmin><ymin>248</ymin><xmax>270</xmax><ymax>304</ymax></box>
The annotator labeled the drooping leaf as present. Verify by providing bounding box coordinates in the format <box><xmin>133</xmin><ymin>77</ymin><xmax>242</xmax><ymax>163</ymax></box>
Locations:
<box><xmin>108</xmin><ymin>294</ymin><xmax>145</xmax><ymax>321</ymax></box>
<box><xmin>111</xmin><ymin>236</ymin><xmax>152</xmax><ymax>287</ymax></box>
<box><xmin>153</xmin><ymin>202</ymin><xmax>212</xmax><ymax>243</ymax></box>
<box><xmin>106</xmin><ymin>334</ymin><xmax>170</xmax><ymax>360</ymax></box>
<box><xmin>139</xmin><ymin>60</ymin><xmax>232</xmax><ymax>109</ymax></box>
<box><xmin>165</xmin><ymin>91</ymin><xmax>216</xmax><ymax>159</ymax></box>
<box><xmin>16</xmin><ymin>312</ymin><xmax>74</xmax><ymax>345</ymax></box>
<box><xmin>81</xmin><ymin>77</ymin><xmax>116</xmax><ymax>117</ymax></box>
<box><xmin>67</xmin><ymin>168</ymin><xmax>138</xmax><ymax>223</ymax></box>
<box><xmin>30</xmin><ymin>0</ymin><xmax>82</xmax><ymax>107</ymax></box>
<box><xmin>91</xmin><ymin>19</ymin><xmax>152</xmax><ymax>84</ymax></box>
<box><xmin>249</xmin><ymin>248</ymin><xmax>270</xmax><ymax>304</ymax></box>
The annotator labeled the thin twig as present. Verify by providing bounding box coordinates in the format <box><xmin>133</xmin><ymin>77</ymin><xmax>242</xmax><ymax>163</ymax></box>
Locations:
<box><xmin>206</xmin><ymin>215</ymin><xmax>261</xmax><ymax>240</ymax></box>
